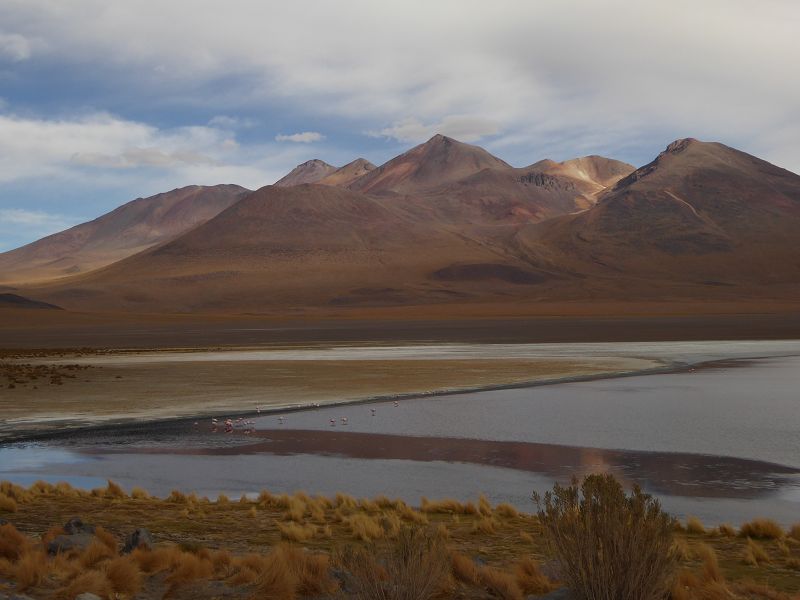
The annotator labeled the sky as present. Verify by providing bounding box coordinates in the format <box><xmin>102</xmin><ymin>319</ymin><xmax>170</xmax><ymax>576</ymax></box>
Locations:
<box><xmin>0</xmin><ymin>0</ymin><xmax>799</xmax><ymax>251</ymax></box>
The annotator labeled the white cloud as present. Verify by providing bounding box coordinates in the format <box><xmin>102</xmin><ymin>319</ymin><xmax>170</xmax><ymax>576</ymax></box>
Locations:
<box><xmin>372</xmin><ymin>116</ymin><xmax>500</xmax><ymax>144</ymax></box>
<box><xmin>208</xmin><ymin>115</ymin><xmax>256</xmax><ymax>129</ymax></box>
<box><xmin>0</xmin><ymin>208</ymin><xmax>78</xmax><ymax>246</ymax></box>
<box><xmin>0</xmin><ymin>1</ymin><xmax>799</xmax><ymax>170</ymax></box>
<box><xmin>0</xmin><ymin>32</ymin><xmax>34</xmax><ymax>61</ymax></box>
<box><xmin>275</xmin><ymin>131</ymin><xmax>325</xmax><ymax>143</ymax></box>
<box><xmin>0</xmin><ymin>111</ymin><xmax>332</xmax><ymax>197</ymax></box>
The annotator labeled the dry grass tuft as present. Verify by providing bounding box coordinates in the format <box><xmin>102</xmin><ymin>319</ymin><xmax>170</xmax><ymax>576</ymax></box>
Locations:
<box><xmin>252</xmin><ymin>549</ymin><xmax>297</xmax><ymax>599</ymax></box>
<box><xmin>740</xmin><ymin>518</ymin><xmax>784</xmax><ymax>540</ymax></box>
<box><xmin>451</xmin><ymin>552</ymin><xmax>480</xmax><ymax>585</ymax></box>
<box><xmin>287</xmin><ymin>496</ymin><xmax>307</xmax><ymax>522</ymax></box>
<box><xmin>105</xmin><ymin>479</ymin><xmax>126</xmax><ymax>499</ymax></box>
<box><xmin>94</xmin><ymin>526</ymin><xmax>118</xmax><ymax>552</ymax></box>
<box><xmin>716</xmin><ymin>523</ymin><xmax>737</xmax><ymax>537</ymax></box>
<box><xmin>130</xmin><ymin>486</ymin><xmax>150</xmax><ymax>500</ymax></box>
<box><xmin>685</xmin><ymin>516</ymin><xmax>706</xmax><ymax>535</ymax></box>
<box><xmin>420</xmin><ymin>497</ymin><xmax>463</xmax><ymax>514</ymax></box>
<box><xmin>478</xmin><ymin>494</ymin><xmax>493</xmax><ymax>517</ymax></box>
<box><xmin>672</xmin><ymin>538</ymin><xmax>692</xmax><ymax>562</ymax></box>
<box><xmin>380</xmin><ymin>512</ymin><xmax>403</xmax><ymax>539</ymax></box>
<box><xmin>60</xmin><ymin>570</ymin><xmax>113</xmax><ymax>599</ymax></box>
<box><xmin>14</xmin><ymin>549</ymin><xmax>48</xmax><ymax>590</ymax></box>
<box><xmin>105</xmin><ymin>555</ymin><xmax>143</xmax><ymax>597</ymax></box>
<box><xmin>742</xmin><ymin>538</ymin><xmax>770</xmax><ymax>566</ymax></box>
<box><xmin>278</xmin><ymin>522</ymin><xmax>317</xmax><ymax>543</ymax></box>
<box><xmin>80</xmin><ymin>539</ymin><xmax>116</xmax><ymax>569</ymax></box>
<box><xmin>345</xmin><ymin>513</ymin><xmax>384</xmax><ymax>541</ymax></box>
<box><xmin>397</xmin><ymin>504</ymin><xmax>428</xmax><ymax>525</ymax></box>
<box><xmin>0</xmin><ymin>523</ymin><xmax>28</xmax><ymax>560</ymax></box>
<box><xmin>695</xmin><ymin>544</ymin><xmax>723</xmax><ymax>583</ymax></box>
<box><xmin>788</xmin><ymin>523</ymin><xmax>800</xmax><ymax>541</ymax></box>
<box><xmin>470</xmin><ymin>517</ymin><xmax>496</xmax><ymax>535</ymax></box>
<box><xmin>276</xmin><ymin>544</ymin><xmax>338</xmax><ymax>597</ymax></box>
<box><xmin>478</xmin><ymin>565</ymin><xmax>523</xmax><ymax>600</ymax></box>
<box><xmin>0</xmin><ymin>492</ymin><xmax>18</xmax><ymax>513</ymax></box>
<box><xmin>514</xmin><ymin>557</ymin><xmax>553</xmax><ymax>595</ymax></box>
<box><xmin>495</xmin><ymin>502</ymin><xmax>519</xmax><ymax>519</ymax></box>
<box><xmin>337</xmin><ymin>527</ymin><xmax>449</xmax><ymax>600</ymax></box>
<box><xmin>166</xmin><ymin>550</ymin><xmax>213</xmax><ymax>587</ymax></box>
<box><xmin>519</xmin><ymin>530</ymin><xmax>534</xmax><ymax>544</ymax></box>
<box><xmin>132</xmin><ymin>546</ymin><xmax>182</xmax><ymax>574</ymax></box>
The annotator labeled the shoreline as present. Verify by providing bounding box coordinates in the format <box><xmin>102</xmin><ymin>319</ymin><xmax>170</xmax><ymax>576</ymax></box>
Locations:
<box><xmin>1</xmin><ymin>356</ymin><xmax>678</xmax><ymax>444</ymax></box>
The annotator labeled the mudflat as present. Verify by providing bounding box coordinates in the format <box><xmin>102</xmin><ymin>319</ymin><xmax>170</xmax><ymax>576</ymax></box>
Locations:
<box><xmin>0</xmin><ymin>346</ymin><xmax>656</xmax><ymax>440</ymax></box>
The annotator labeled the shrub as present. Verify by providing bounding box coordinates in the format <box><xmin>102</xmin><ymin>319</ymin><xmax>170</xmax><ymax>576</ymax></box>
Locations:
<box><xmin>740</xmin><ymin>518</ymin><xmax>784</xmax><ymax>540</ymax></box>
<box><xmin>533</xmin><ymin>474</ymin><xmax>677</xmax><ymax>600</ymax></box>
<box><xmin>337</xmin><ymin>527</ymin><xmax>449</xmax><ymax>600</ymax></box>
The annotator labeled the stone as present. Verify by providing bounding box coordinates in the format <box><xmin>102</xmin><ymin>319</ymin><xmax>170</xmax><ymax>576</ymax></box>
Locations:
<box><xmin>330</xmin><ymin>568</ymin><xmax>356</xmax><ymax>594</ymax></box>
<box><xmin>47</xmin><ymin>532</ymin><xmax>94</xmax><ymax>555</ymax></box>
<box><xmin>63</xmin><ymin>517</ymin><xmax>94</xmax><ymax>535</ymax></box>
<box><xmin>122</xmin><ymin>528</ymin><xmax>154</xmax><ymax>553</ymax></box>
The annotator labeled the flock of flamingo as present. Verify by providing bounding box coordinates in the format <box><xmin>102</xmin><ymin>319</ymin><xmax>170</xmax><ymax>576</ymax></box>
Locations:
<box><xmin>193</xmin><ymin>400</ymin><xmax>401</xmax><ymax>435</ymax></box>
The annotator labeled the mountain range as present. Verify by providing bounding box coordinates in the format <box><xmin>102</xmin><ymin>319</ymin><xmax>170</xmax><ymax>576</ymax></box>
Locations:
<box><xmin>2</xmin><ymin>134</ymin><xmax>799</xmax><ymax>314</ymax></box>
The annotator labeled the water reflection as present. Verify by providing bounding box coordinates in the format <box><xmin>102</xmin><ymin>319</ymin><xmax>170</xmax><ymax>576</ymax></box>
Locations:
<box><xmin>97</xmin><ymin>429</ymin><xmax>799</xmax><ymax>500</ymax></box>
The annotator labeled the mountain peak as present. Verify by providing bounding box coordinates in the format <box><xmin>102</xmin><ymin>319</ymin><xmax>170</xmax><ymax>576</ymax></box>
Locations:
<box><xmin>318</xmin><ymin>158</ymin><xmax>377</xmax><ymax>187</ymax></box>
<box><xmin>274</xmin><ymin>159</ymin><xmax>337</xmax><ymax>187</ymax></box>
<box><xmin>350</xmin><ymin>135</ymin><xmax>510</xmax><ymax>194</ymax></box>
<box><xmin>664</xmin><ymin>138</ymin><xmax>699</xmax><ymax>155</ymax></box>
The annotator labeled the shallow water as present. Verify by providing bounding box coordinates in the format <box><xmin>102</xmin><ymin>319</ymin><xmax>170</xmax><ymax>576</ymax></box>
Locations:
<box><xmin>2</xmin><ymin>343</ymin><xmax>800</xmax><ymax>526</ymax></box>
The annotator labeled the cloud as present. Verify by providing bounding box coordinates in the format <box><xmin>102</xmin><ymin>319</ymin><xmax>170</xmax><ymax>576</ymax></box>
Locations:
<box><xmin>0</xmin><ymin>112</ymin><xmax>263</xmax><ymax>183</ymax></box>
<box><xmin>1</xmin><ymin>0</ymin><xmax>795</xmax><ymax>169</ymax></box>
<box><xmin>208</xmin><ymin>115</ymin><xmax>256</xmax><ymax>129</ymax></box>
<box><xmin>0</xmin><ymin>208</ymin><xmax>78</xmax><ymax>247</ymax></box>
<box><xmin>372</xmin><ymin>116</ymin><xmax>500</xmax><ymax>144</ymax></box>
<box><xmin>0</xmin><ymin>32</ymin><xmax>34</xmax><ymax>61</ymax></box>
<box><xmin>275</xmin><ymin>131</ymin><xmax>325</xmax><ymax>143</ymax></box>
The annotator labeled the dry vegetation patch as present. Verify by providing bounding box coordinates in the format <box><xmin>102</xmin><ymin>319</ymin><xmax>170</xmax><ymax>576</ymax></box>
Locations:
<box><xmin>0</xmin><ymin>478</ymin><xmax>797</xmax><ymax>599</ymax></box>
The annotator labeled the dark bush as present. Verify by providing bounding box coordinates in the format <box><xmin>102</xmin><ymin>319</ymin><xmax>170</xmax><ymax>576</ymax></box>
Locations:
<box><xmin>533</xmin><ymin>474</ymin><xmax>677</xmax><ymax>600</ymax></box>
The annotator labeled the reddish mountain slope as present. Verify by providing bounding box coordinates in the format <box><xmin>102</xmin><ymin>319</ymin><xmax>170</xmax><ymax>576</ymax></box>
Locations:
<box><xmin>31</xmin><ymin>184</ymin><xmax>550</xmax><ymax>312</ymax></box>
<box><xmin>0</xmin><ymin>184</ymin><xmax>249</xmax><ymax>284</ymax></box>
<box><xmin>515</xmin><ymin>139</ymin><xmax>800</xmax><ymax>295</ymax></box>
